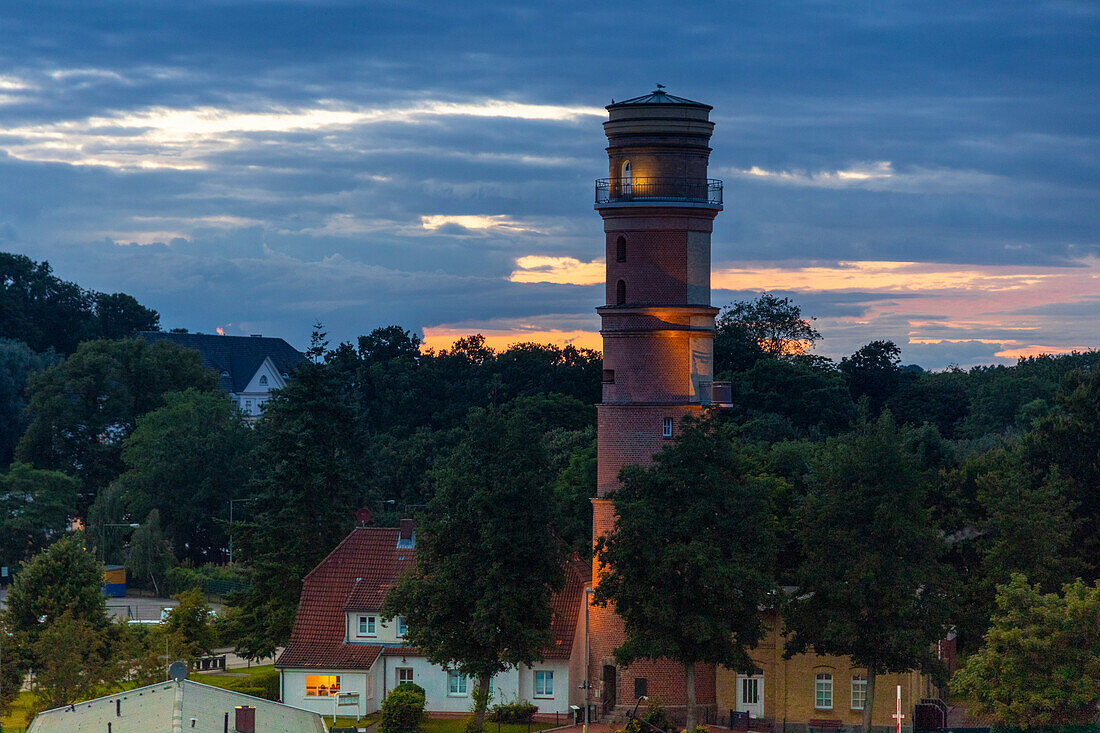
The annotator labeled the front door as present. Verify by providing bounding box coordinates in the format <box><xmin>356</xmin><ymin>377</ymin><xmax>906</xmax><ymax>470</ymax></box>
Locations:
<box><xmin>737</xmin><ymin>675</ymin><xmax>764</xmax><ymax>718</ymax></box>
<box><xmin>602</xmin><ymin>665</ymin><xmax>617</xmax><ymax>713</ymax></box>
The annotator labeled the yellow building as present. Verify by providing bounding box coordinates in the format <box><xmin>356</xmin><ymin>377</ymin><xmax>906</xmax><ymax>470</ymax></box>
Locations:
<box><xmin>715</xmin><ymin>612</ymin><xmax>941</xmax><ymax>733</ymax></box>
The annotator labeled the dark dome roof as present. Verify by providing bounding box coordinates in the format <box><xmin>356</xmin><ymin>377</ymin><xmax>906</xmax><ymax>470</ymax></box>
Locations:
<box><xmin>607</xmin><ymin>88</ymin><xmax>711</xmax><ymax>111</ymax></box>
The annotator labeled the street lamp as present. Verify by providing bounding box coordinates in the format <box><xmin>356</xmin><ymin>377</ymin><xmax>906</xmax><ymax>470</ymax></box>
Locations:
<box><xmin>228</xmin><ymin>498</ymin><xmax>258</xmax><ymax>564</ymax></box>
<box><xmin>101</xmin><ymin>523</ymin><xmax>140</xmax><ymax>563</ymax></box>
<box><xmin>584</xmin><ymin>586</ymin><xmax>594</xmax><ymax>733</ymax></box>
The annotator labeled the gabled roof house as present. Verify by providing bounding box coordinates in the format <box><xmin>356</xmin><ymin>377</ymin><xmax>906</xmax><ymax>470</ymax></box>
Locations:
<box><xmin>140</xmin><ymin>331</ymin><xmax>305</xmax><ymax>420</ymax></box>
<box><xmin>276</xmin><ymin>521</ymin><xmax>591</xmax><ymax>721</ymax></box>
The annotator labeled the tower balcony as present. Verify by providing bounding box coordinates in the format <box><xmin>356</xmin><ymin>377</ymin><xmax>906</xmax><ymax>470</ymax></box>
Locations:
<box><xmin>595</xmin><ymin>177</ymin><xmax>723</xmax><ymax>209</ymax></box>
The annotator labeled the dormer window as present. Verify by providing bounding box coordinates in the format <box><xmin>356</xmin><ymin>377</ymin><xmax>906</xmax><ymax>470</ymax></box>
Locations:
<box><xmin>358</xmin><ymin>615</ymin><xmax>376</xmax><ymax>636</ymax></box>
<box><xmin>259</xmin><ymin>375</ymin><xmax>268</xmax><ymax>386</ymax></box>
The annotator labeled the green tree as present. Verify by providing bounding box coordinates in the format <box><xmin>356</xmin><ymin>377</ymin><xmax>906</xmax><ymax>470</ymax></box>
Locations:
<box><xmin>125</xmin><ymin>509</ymin><xmax>176</xmax><ymax>595</ymax></box>
<box><xmin>553</xmin><ymin>437</ymin><xmax>597</xmax><ymax>560</ymax></box>
<box><xmin>593</xmin><ymin>413</ymin><xmax>779</xmax><ymax>733</ymax></box>
<box><xmin>0</xmin><ymin>463</ymin><xmax>79</xmax><ymax>568</ymax></box>
<box><xmin>952</xmin><ymin>574</ymin><xmax>1100</xmax><ymax>730</ymax></box>
<box><xmin>383</xmin><ymin>407</ymin><xmax>565</xmax><ymax>733</ymax></box>
<box><xmin>839</xmin><ymin>340</ymin><xmax>907</xmax><ymax>414</ymax></box>
<box><xmin>2</xmin><ymin>536</ymin><xmax>108</xmax><ymax>647</ymax></box>
<box><xmin>783</xmin><ymin>413</ymin><xmax>953</xmax><ymax>733</ymax></box>
<box><xmin>222</xmin><ymin>337</ymin><xmax>371</xmax><ymax>659</ymax></box>
<box><xmin>0</xmin><ymin>613</ymin><xmax>22</xmax><ymax>720</ymax></box>
<box><xmin>0</xmin><ymin>252</ymin><xmax>158</xmax><ymax>355</ymax></box>
<box><xmin>0</xmin><ymin>339</ymin><xmax>57</xmax><ymax>467</ymax></box>
<box><xmin>163</xmin><ymin>589</ymin><xmax>217</xmax><ymax>664</ymax></box>
<box><xmin>112</xmin><ymin>388</ymin><xmax>253</xmax><ymax>563</ymax></box>
<box><xmin>1024</xmin><ymin>367</ymin><xmax>1100</xmax><ymax>579</ymax></box>
<box><xmin>31</xmin><ymin>611</ymin><xmax>111</xmax><ymax>710</ymax></box>
<box><xmin>714</xmin><ymin>293</ymin><xmax>821</xmax><ymax>374</ymax></box>
<box><xmin>16</xmin><ymin>338</ymin><xmax>217</xmax><ymax>514</ymax></box>
<box><xmin>90</xmin><ymin>292</ymin><xmax>159</xmax><ymax>341</ymax></box>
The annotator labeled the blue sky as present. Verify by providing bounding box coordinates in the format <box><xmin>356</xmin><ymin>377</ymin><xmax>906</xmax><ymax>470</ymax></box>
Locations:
<box><xmin>2</xmin><ymin>0</ymin><xmax>1098</xmax><ymax>367</ymax></box>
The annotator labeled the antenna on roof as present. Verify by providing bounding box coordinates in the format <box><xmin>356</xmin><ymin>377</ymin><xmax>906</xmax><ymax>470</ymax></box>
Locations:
<box><xmin>356</xmin><ymin>507</ymin><xmax>373</xmax><ymax>526</ymax></box>
<box><xmin>168</xmin><ymin>661</ymin><xmax>187</xmax><ymax>682</ymax></box>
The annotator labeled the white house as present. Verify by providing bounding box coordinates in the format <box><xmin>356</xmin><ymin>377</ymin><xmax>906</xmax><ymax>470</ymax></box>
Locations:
<box><xmin>275</xmin><ymin>520</ymin><xmax>590</xmax><ymax>721</ymax></box>
<box><xmin>140</xmin><ymin>331</ymin><xmax>305</xmax><ymax>421</ymax></box>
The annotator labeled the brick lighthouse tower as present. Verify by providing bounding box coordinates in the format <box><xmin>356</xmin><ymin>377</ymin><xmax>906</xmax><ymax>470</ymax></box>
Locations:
<box><xmin>590</xmin><ymin>88</ymin><xmax>724</xmax><ymax>722</ymax></box>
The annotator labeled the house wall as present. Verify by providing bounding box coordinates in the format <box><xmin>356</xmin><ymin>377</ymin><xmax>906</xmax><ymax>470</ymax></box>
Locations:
<box><xmin>373</xmin><ymin>656</ymin><xmax>573</xmax><ymax>716</ymax></box>
<box><xmin>281</xmin><ymin>669</ymin><xmax>375</xmax><ymax>718</ymax></box>
<box><xmin>714</xmin><ymin>615</ymin><xmax>935</xmax><ymax>733</ymax></box>
<box><xmin>345</xmin><ymin>612</ymin><xmax>407</xmax><ymax>643</ymax></box>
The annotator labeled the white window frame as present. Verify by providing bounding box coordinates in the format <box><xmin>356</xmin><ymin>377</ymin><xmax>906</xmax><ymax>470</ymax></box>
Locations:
<box><xmin>662</xmin><ymin>417</ymin><xmax>673</xmax><ymax>438</ymax></box>
<box><xmin>534</xmin><ymin>670</ymin><xmax>554</xmax><ymax>698</ymax></box>
<box><xmin>815</xmin><ymin>673</ymin><xmax>833</xmax><ymax>710</ymax></box>
<box><xmin>358</xmin><ymin>615</ymin><xmax>376</xmax><ymax>636</ymax></box>
<box><xmin>447</xmin><ymin>670</ymin><xmax>468</xmax><ymax>696</ymax></box>
<box><xmin>397</xmin><ymin>668</ymin><xmax>414</xmax><ymax>686</ymax></box>
<box><xmin>851</xmin><ymin>675</ymin><xmax>867</xmax><ymax>710</ymax></box>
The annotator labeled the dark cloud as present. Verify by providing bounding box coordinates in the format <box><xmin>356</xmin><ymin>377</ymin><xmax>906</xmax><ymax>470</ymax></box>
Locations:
<box><xmin>0</xmin><ymin>0</ymin><xmax>1097</xmax><ymax>368</ymax></box>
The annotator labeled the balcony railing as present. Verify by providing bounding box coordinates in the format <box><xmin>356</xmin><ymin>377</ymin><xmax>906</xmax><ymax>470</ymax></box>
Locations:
<box><xmin>595</xmin><ymin>177</ymin><xmax>723</xmax><ymax>206</ymax></box>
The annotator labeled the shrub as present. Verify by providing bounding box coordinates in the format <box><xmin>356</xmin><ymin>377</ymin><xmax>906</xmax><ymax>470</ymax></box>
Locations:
<box><xmin>380</xmin><ymin>687</ymin><xmax>426</xmax><ymax>733</ymax></box>
<box><xmin>487</xmin><ymin>699</ymin><xmax>538</xmax><ymax>723</ymax></box>
<box><xmin>393</xmin><ymin>681</ymin><xmax>426</xmax><ymax>700</ymax></box>
<box><xmin>643</xmin><ymin>699</ymin><xmax>674</xmax><ymax>732</ymax></box>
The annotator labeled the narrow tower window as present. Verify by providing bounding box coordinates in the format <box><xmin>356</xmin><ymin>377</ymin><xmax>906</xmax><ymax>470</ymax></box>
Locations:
<box><xmin>616</xmin><ymin>236</ymin><xmax>626</xmax><ymax>263</ymax></box>
<box><xmin>616</xmin><ymin>279</ymin><xmax>626</xmax><ymax>305</ymax></box>
<box><xmin>621</xmin><ymin>159</ymin><xmax>631</xmax><ymax>185</ymax></box>
<box><xmin>662</xmin><ymin>417</ymin><xmax>673</xmax><ymax>438</ymax></box>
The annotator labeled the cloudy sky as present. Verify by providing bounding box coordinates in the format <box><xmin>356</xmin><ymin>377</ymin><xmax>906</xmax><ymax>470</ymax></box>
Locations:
<box><xmin>2</xmin><ymin>0</ymin><xmax>1098</xmax><ymax>368</ymax></box>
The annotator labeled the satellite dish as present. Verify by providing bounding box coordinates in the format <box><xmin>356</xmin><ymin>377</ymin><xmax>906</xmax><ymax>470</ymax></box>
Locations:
<box><xmin>168</xmin><ymin>661</ymin><xmax>188</xmax><ymax>682</ymax></box>
<box><xmin>356</xmin><ymin>508</ymin><xmax>373</xmax><ymax>526</ymax></box>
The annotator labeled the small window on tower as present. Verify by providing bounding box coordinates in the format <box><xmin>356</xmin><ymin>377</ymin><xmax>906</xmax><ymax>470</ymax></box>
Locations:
<box><xmin>662</xmin><ymin>417</ymin><xmax>673</xmax><ymax>438</ymax></box>
<box><xmin>621</xmin><ymin>159</ymin><xmax>632</xmax><ymax>185</ymax></box>
<box><xmin>616</xmin><ymin>236</ymin><xmax>626</xmax><ymax>263</ymax></box>
<box><xmin>602</xmin><ymin>369</ymin><xmax>616</xmax><ymax>384</ymax></box>
<box><xmin>616</xmin><ymin>280</ymin><xmax>626</xmax><ymax>305</ymax></box>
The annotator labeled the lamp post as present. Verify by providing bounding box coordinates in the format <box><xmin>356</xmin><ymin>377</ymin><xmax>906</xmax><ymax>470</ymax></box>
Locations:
<box><xmin>228</xmin><ymin>497</ymin><xmax>258</xmax><ymax>564</ymax></box>
<box><xmin>101</xmin><ymin>523</ymin><xmax>140</xmax><ymax>564</ymax></box>
<box><xmin>584</xmin><ymin>587</ymin><xmax>594</xmax><ymax>733</ymax></box>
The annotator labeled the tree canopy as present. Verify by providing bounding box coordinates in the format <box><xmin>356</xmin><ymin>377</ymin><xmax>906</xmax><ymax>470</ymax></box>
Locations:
<box><xmin>594</xmin><ymin>413</ymin><xmax>779</xmax><ymax>732</ymax></box>
<box><xmin>783</xmin><ymin>413</ymin><xmax>954</xmax><ymax>733</ymax></box>
<box><xmin>383</xmin><ymin>406</ymin><xmax>565</xmax><ymax>732</ymax></box>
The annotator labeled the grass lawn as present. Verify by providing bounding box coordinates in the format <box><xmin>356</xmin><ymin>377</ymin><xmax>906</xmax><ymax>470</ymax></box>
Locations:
<box><xmin>191</xmin><ymin>663</ymin><xmax>280</xmax><ymax>699</ymax></box>
<box><xmin>1</xmin><ymin>689</ymin><xmax>35</xmax><ymax>732</ymax></box>
<box><xmin>422</xmin><ymin>718</ymin><xmax>556</xmax><ymax>733</ymax></box>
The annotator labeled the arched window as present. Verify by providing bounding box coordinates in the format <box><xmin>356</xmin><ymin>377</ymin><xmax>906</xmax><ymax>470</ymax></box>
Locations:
<box><xmin>616</xmin><ymin>279</ymin><xmax>626</xmax><ymax>305</ymax></box>
<box><xmin>620</xmin><ymin>159</ymin><xmax>631</xmax><ymax>185</ymax></box>
<box><xmin>259</xmin><ymin>375</ymin><xmax>268</xmax><ymax>386</ymax></box>
<box><xmin>616</xmin><ymin>236</ymin><xmax>626</xmax><ymax>263</ymax></box>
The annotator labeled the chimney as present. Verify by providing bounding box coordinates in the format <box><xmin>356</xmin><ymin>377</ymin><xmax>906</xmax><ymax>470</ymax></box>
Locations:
<box><xmin>397</xmin><ymin>519</ymin><xmax>415</xmax><ymax>548</ymax></box>
<box><xmin>235</xmin><ymin>705</ymin><xmax>256</xmax><ymax>733</ymax></box>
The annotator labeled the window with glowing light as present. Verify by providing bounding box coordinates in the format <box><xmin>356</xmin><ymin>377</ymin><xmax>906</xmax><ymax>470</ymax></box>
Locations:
<box><xmin>621</xmin><ymin>160</ymin><xmax>632</xmax><ymax>185</ymax></box>
<box><xmin>306</xmin><ymin>675</ymin><xmax>340</xmax><ymax>697</ymax></box>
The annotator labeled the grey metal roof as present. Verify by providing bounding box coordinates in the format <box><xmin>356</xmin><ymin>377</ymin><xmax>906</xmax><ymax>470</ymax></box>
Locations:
<box><xmin>608</xmin><ymin>88</ymin><xmax>711</xmax><ymax>110</ymax></box>
<box><xmin>28</xmin><ymin>680</ymin><xmax>326</xmax><ymax>733</ymax></box>
<box><xmin>140</xmin><ymin>331</ymin><xmax>305</xmax><ymax>393</ymax></box>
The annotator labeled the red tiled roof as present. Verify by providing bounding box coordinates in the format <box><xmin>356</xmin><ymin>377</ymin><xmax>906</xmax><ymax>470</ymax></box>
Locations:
<box><xmin>277</xmin><ymin>526</ymin><xmax>591</xmax><ymax>669</ymax></box>
<box><xmin>546</xmin><ymin>556</ymin><xmax>590</xmax><ymax>660</ymax></box>
<box><xmin>276</xmin><ymin>526</ymin><xmax>414</xmax><ymax>669</ymax></box>
<box><xmin>381</xmin><ymin>646</ymin><xmax>422</xmax><ymax>656</ymax></box>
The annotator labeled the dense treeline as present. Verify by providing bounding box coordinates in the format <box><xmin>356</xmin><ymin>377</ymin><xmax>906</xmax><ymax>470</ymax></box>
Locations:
<box><xmin>1</xmin><ymin>255</ymin><xmax>1098</xmax><ymax>716</ymax></box>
